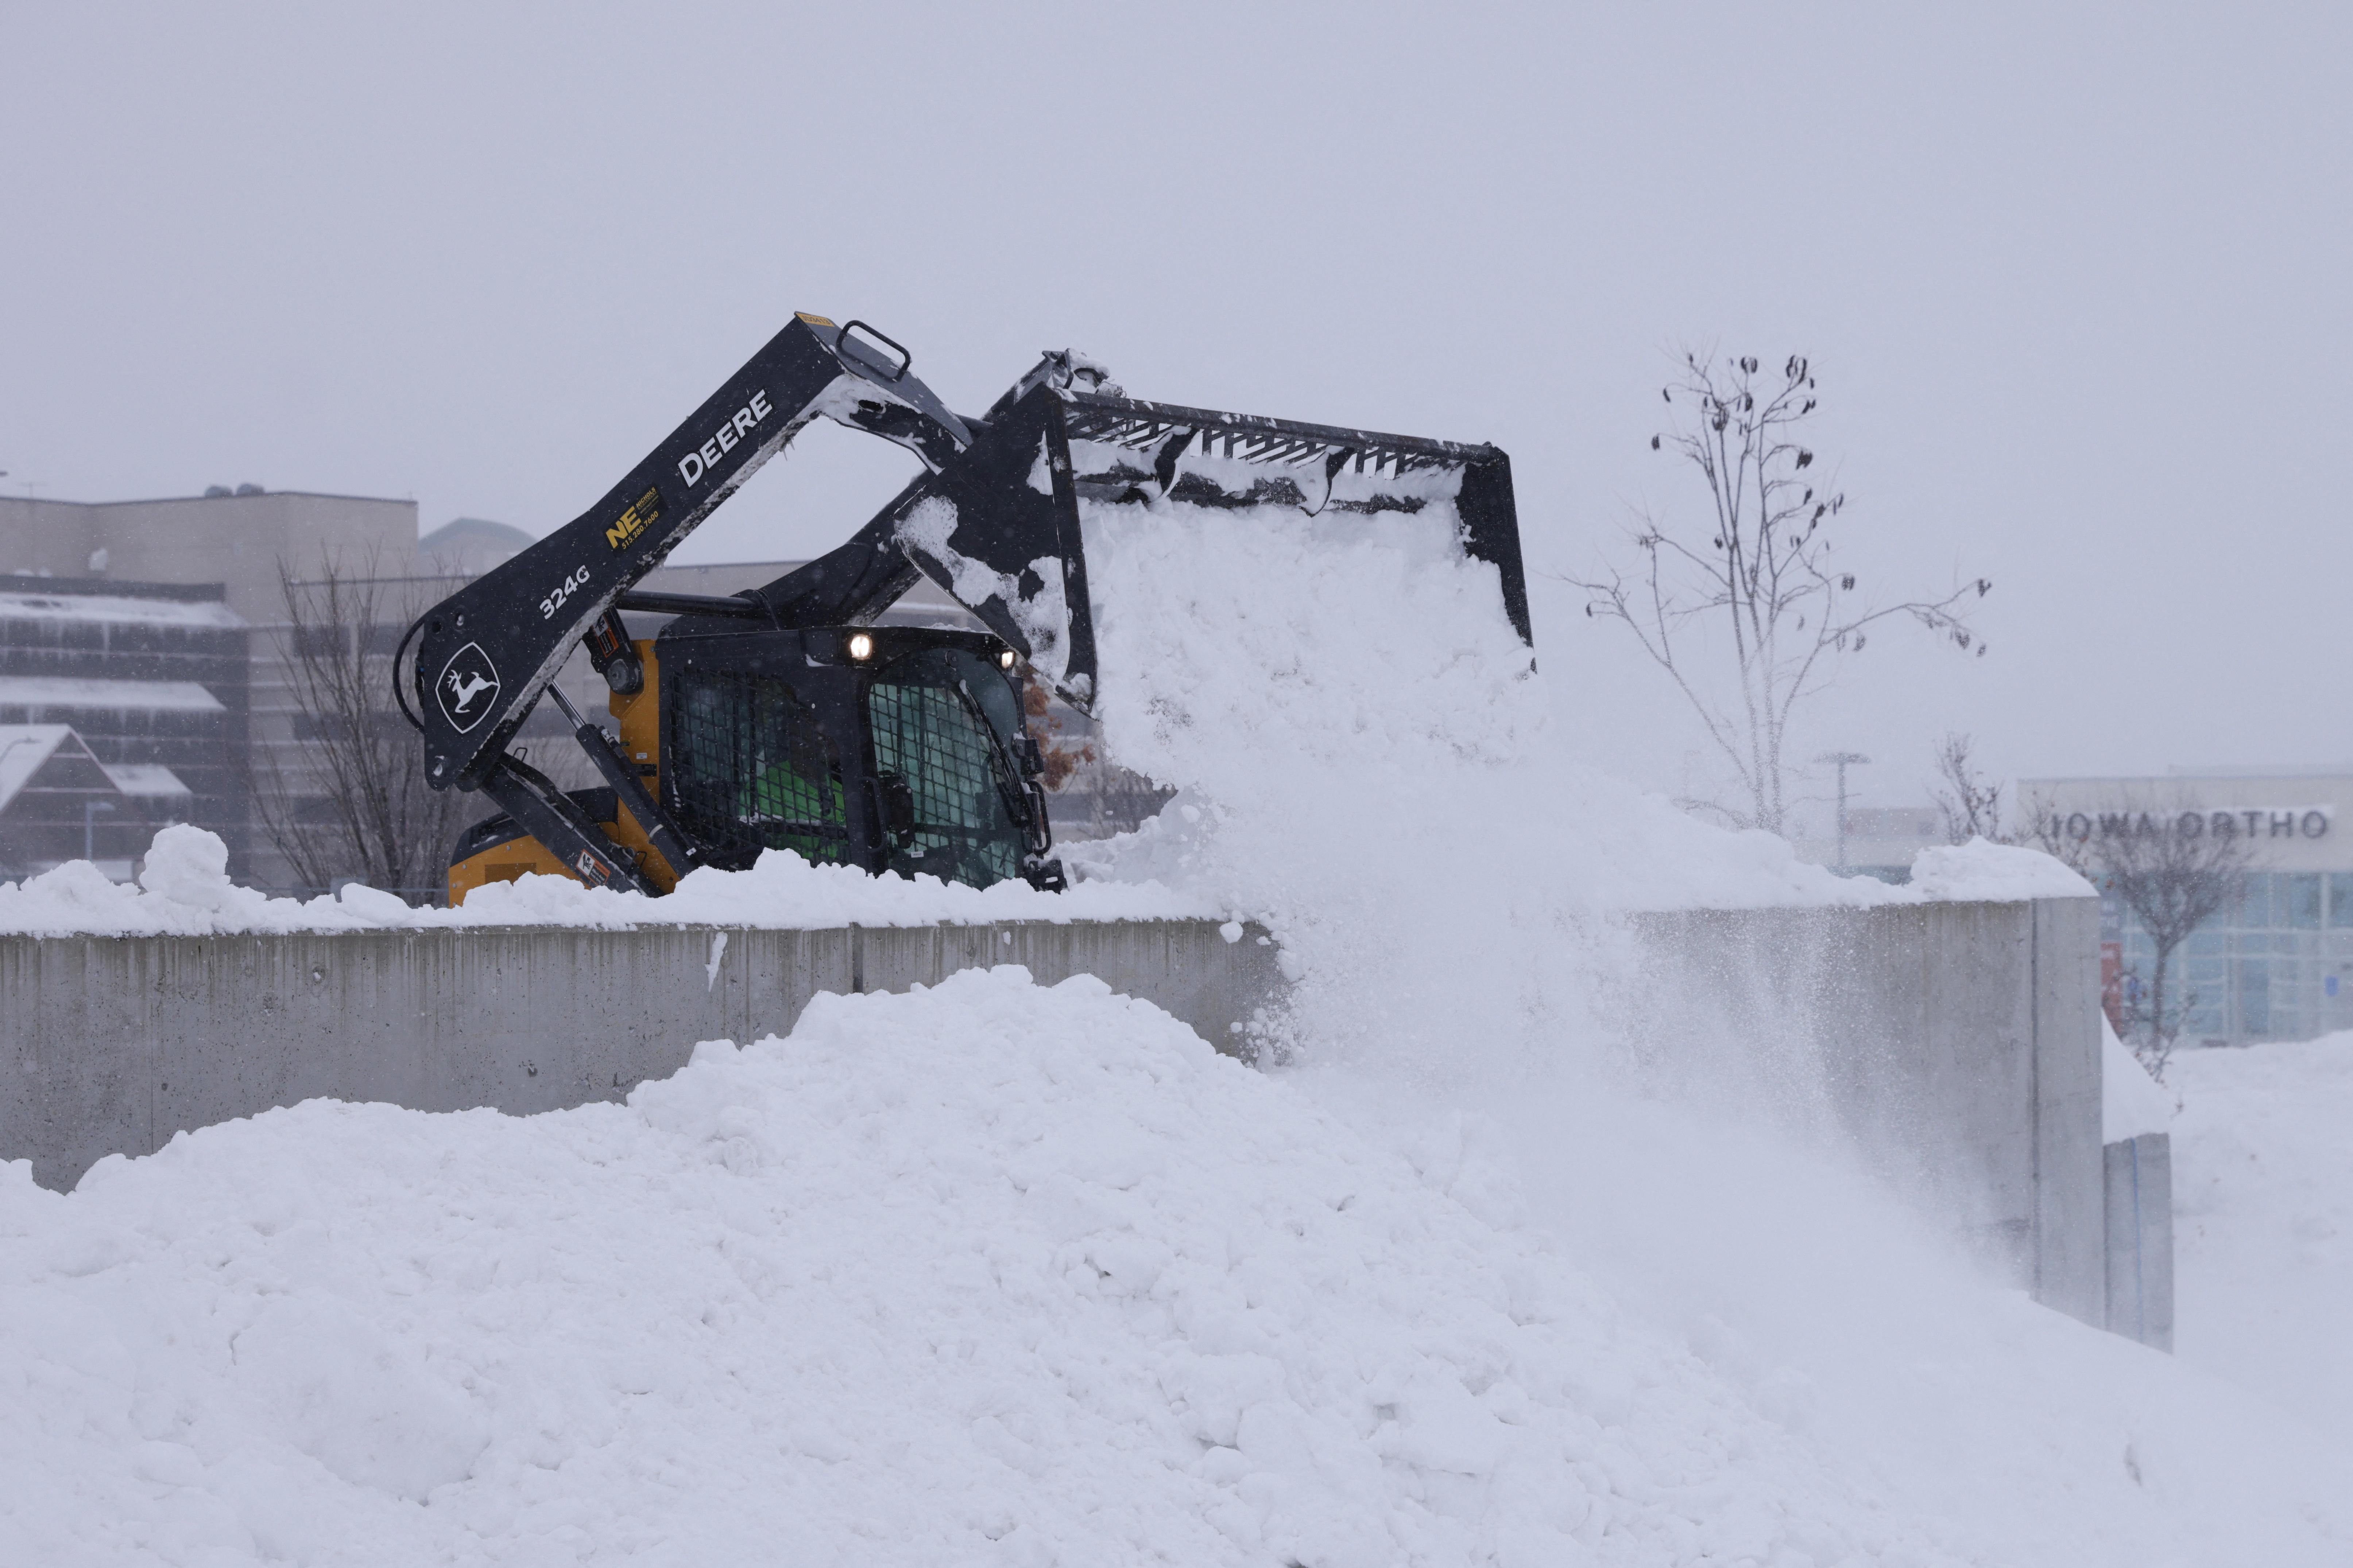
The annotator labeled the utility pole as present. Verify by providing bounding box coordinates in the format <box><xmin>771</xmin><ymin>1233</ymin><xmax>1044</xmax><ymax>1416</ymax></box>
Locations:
<box><xmin>1815</xmin><ymin>751</ymin><xmax>1871</xmax><ymax>874</ymax></box>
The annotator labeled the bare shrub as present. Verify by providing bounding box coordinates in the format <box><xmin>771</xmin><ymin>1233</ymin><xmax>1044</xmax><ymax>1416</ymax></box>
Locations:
<box><xmin>242</xmin><ymin>554</ymin><xmax>469</xmax><ymax>900</ymax></box>
<box><xmin>1565</xmin><ymin>352</ymin><xmax>1989</xmax><ymax>834</ymax></box>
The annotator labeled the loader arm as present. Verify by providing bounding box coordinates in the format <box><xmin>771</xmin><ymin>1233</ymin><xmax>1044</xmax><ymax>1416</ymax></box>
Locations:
<box><xmin>404</xmin><ymin>313</ymin><xmax>971</xmax><ymax>795</ymax></box>
<box><xmin>744</xmin><ymin>382</ymin><xmax>1098</xmax><ymax>700</ymax></box>
<box><xmin>398</xmin><ymin>312</ymin><xmax>997</xmax><ymax>895</ymax></box>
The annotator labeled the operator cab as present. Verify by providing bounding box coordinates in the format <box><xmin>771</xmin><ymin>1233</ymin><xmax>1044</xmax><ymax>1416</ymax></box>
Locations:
<box><xmin>446</xmin><ymin>620</ymin><xmax>1060</xmax><ymax>905</ymax></box>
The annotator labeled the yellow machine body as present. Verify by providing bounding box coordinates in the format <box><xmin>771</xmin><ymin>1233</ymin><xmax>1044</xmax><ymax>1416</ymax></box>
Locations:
<box><xmin>446</xmin><ymin>641</ymin><xmax>675</xmax><ymax>905</ymax></box>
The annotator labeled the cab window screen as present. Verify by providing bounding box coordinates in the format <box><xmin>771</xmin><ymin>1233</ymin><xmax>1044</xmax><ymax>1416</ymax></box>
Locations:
<box><xmin>667</xmin><ymin>671</ymin><xmax>849</xmax><ymax>867</ymax></box>
<box><xmin>868</xmin><ymin>649</ymin><xmax>1025</xmax><ymax>889</ymax></box>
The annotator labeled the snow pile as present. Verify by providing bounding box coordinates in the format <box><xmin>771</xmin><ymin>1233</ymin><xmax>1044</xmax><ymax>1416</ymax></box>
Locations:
<box><xmin>2102</xmin><ymin>1016</ymin><xmax>2175</xmax><ymax>1141</ymax></box>
<box><xmin>0</xmin><ymin>824</ymin><xmax>1203</xmax><ymax>938</ymax></box>
<box><xmin>1910</xmin><ymin>837</ymin><xmax>2095</xmax><ymax>901</ymax></box>
<box><xmin>0</xmin><ymin>968</ymin><xmax>1942</xmax><ymax>1565</ymax></box>
<box><xmin>2171</xmin><ymin>1035</ymin><xmax>2353</xmax><ymax>1442</ymax></box>
<box><xmin>1030</xmin><ymin>498</ymin><xmax>2353</xmax><ymax>1558</ymax></box>
<box><xmin>10</xmin><ymin>968</ymin><xmax>2349</xmax><ymax>1565</ymax></box>
<box><xmin>1061</xmin><ymin>500</ymin><xmax>2087</xmax><ymax>1068</ymax></box>
<box><xmin>1067</xmin><ymin>502</ymin><xmax>1890</xmax><ymax>921</ymax></box>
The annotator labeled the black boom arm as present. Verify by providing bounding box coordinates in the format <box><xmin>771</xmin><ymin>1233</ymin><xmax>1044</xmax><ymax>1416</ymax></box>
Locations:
<box><xmin>404</xmin><ymin>313</ymin><xmax>974</xmax><ymax>793</ymax></box>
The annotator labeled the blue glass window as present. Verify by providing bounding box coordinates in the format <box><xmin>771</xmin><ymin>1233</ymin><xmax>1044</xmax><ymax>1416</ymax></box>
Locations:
<box><xmin>2237</xmin><ymin>873</ymin><xmax>2273</xmax><ymax>929</ymax></box>
<box><xmin>2284</xmin><ymin>874</ymin><xmax>2323</xmax><ymax>930</ymax></box>
<box><xmin>2238</xmin><ymin>957</ymin><xmax>2272</xmax><ymax>1035</ymax></box>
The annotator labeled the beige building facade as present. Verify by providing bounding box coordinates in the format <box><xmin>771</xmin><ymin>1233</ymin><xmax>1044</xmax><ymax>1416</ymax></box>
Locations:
<box><xmin>1</xmin><ymin>490</ymin><xmax>421</xmax><ymax>624</ymax></box>
<box><xmin>5</xmin><ymin>491</ymin><xmax>453</xmax><ymax>889</ymax></box>
<box><xmin>2021</xmin><ymin>771</ymin><xmax>2353</xmax><ymax>1045</ymax></box>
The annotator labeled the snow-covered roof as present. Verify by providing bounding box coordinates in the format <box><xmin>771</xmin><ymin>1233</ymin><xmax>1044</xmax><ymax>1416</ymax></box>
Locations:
<box><xmin>0</xmin><ymin>589</ymin><xmax>246</xmax><ymax>630</ymax></box>
<box><xmin>0</xmin><ymin>676</ymin><xmax>226</xmax><ymax>713</ymax></box>
<box><xmin>101</xmin><ymin>761</ymin><xmax>192</xmax><ymax>798</ymax></box>
<box><xmin>0</xmin><ymin>725</ymin><xmax>192</xmax><ymax>814</ymax></box>
<box><xmin>0</xmin><ymin>725</ymin><xmax>74</xmax><ymax>811</ymax></box>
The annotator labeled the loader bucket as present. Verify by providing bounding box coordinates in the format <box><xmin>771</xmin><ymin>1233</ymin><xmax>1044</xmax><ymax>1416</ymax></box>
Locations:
<box><xmin>1058</xmin><ymin>390</ymin><xmax>1532</xmax><ymax>647</ymax></box>
<box><xmin>880</xmin><ymin>380</ymin><xmax>1533</xmax><ymax>717</ymax></box>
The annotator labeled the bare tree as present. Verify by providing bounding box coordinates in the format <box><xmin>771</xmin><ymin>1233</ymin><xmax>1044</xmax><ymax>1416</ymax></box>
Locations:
<box><xmin>2089</xmin><ymin>808</ymin><xmax>2251</xmax><ymax>1080</ymax></box>
<box><xmin>2009</xmin><ymin>786</ymin><xmax>2093</xmax><ymax>874</ymax></box>
<box><xmin>242</xmin><ymin>554</ymin><xmax>469</xmax><ymax>899</ymax></box>
<box><xmin>1931</xmin><ymin>731</ymin><xmax>2003</xmax><ymax>843</ymax></box>
<box><xmin>1564</xmin><ymin>352</ymin><xmax>1990</xmax><ymax>834</ymax></box>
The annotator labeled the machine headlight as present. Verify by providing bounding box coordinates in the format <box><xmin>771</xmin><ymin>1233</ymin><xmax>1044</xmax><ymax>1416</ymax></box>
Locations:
<box><xmin>847</xmin><ymin>632</ymin><xmax>874</xmax><ymax>661</ymax></box>
<box><xmin>998</xmin><ymin>648</ymin><xmax>1017</xmax><ymax>671</ymax></box>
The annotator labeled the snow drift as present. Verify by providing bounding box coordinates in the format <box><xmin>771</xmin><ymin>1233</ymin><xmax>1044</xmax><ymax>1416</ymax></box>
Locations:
<box><xmin>0</xmin><ymin>968</ymin><xmax>1959</xmax><ymax>1566</ymax></box>
<box><xmin>8</xmin><ymin>969</ymin><xmax>2348</xmax><ymax>1566</ymax></box>
<box><xmin>2171</xmin><ymin>1034</ymin><xmax>2353</xmax><ymax>1439</ymax></box>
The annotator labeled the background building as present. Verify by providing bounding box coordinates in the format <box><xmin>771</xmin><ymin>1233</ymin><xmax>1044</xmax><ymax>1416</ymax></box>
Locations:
<box><xmin>4</xmin><ymin>490</ymin><xmax>452</xmax><ymax>887</ymax></box>
<box><xmin>0</xmin><ymin>725</ymin><xmax>194</xmax><ymax>881</ymax></box>
<box><xmin>2021</xmin><ymin>771</ymin><xmax>2353</xmax><ymax>1046</ymax></box>
<box><xmin>0</xmin><ymin>577</ymin><xmax>248</xmax><ymax>876</ymax></box>
<box><xmin>1</xmin><ymin>489</ymin><xmax>419</xmax><ymax>624</ymax></box>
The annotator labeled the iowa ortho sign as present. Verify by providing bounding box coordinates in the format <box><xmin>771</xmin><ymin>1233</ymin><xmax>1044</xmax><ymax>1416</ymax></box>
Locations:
<box><xmin>2050</xmin><ymin>808</ymin><xmax>2332</xmax><ymax>842</ymax></box>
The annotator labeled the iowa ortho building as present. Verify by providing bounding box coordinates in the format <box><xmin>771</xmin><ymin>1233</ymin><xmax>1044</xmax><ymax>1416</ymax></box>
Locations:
<box><xmin>2021</xmin><ymin>770</ymin><xmax>2353</xmax><ymax>1045</ymax></box>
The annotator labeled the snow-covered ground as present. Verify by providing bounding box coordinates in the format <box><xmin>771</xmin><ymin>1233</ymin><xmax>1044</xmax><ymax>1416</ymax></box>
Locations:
<box><xmin>2171</xmin><ymin>1033</ymin><xmax>2353</xmax><ymax>1443</ymax></box>
<box><xmin>2</xmin><ymin>496</ymin><xmax>2342</xmax><ymax>1562</ymax></box>
<box><xmin>6</xmin><ymin>971</ymin><xmax>2345</xmax><ymax>1565</ymax></box>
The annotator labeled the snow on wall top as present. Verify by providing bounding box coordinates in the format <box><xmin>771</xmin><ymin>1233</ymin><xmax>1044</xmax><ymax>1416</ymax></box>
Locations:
<box><xmin>0</xmin><ymin>823</ymin><xmax>1207</xmax><ymax>938</ymax></box>
<box><xmin>2103</xmin><ymin>1014</ymin><xmax>2174</xmax><ymax>1141</ymax></box>
<box><xmin>1910</xmin><ymin>838</ymin><xmax>2097</xmax><ymax>903</ymax></box>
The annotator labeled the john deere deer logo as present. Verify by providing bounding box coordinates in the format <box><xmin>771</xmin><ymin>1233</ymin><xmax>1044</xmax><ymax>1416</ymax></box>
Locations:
<box><xmin>434</xmin><ymin>642</ymin><xmax>502</xmax><ymax>733</ymax></box>
<box><xmin>446</xmin><ymin>668</ymin><xmax>494</xmax><ymax>710</ymax></box>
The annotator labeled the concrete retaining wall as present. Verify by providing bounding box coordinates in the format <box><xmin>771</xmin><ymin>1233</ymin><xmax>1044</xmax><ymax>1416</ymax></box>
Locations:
<box><xmin>3</xmin><ymin>896</ymin><xmax>2162</xmax><ymax>1343</ymax></box>
<box><xmin>1627</xmin><ymin>897</ymin><xmax>2116</xmax><ymax>1331</ymax></box>
<box><xmin>2105</xmin><ymin>1132</ymin><xmax>2174</xmax><ymax>1351</ymax></box>
<box><xmin>1</xmin><ymin>920</ymin><xmax>1284</xmax><ymax>1192</ymax></box>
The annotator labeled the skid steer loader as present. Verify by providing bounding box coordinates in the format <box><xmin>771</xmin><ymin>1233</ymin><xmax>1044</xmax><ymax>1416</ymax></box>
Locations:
<box><xmin>399</xmin><ymin>314</ymin><xmax>1532</xmax><ymax>904</ymax></box>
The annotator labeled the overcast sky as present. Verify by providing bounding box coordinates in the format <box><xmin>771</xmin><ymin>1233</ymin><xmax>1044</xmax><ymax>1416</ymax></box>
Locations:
<box><xmin>5</xmin><ymin>3</ymin><xmax>2347</xmax><ymax>821</ymax></box>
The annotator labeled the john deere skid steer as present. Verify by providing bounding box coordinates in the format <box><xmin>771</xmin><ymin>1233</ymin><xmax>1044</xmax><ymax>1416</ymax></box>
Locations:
<box><xmin>399</xmin><ymin>314</ymin><xmax>1531</xmax><ymax>904</ymax></box>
